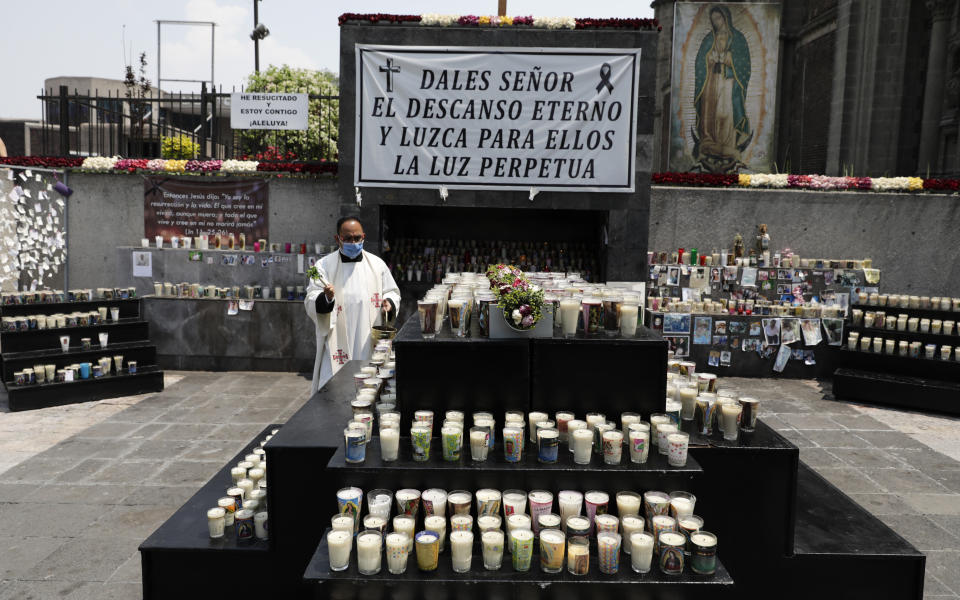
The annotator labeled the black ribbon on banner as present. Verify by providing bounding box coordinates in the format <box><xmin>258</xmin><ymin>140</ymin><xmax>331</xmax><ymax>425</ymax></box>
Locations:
<box><xmin>596</xmin><ymin>63</ymin><xmax>614</xmax><ymax>94</ymax></box>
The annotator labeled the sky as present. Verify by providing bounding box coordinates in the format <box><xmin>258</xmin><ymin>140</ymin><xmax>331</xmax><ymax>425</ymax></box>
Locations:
<box><xmin>0</xmin><ymin>0</ymin><xmax>654</xmax><ymax>120</ymax></box>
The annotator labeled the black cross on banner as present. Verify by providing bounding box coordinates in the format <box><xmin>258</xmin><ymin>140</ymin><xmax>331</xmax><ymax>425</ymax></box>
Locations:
<box><xmin>379</xmin><ymin>58</ymin><xmax>401</xmax><ymax>93</ymax></box>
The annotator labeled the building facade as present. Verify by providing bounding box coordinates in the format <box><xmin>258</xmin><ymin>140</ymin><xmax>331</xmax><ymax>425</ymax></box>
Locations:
<box><xmin>652</xmin><ymin>0</ymin><xmax>960</xmax><ymax>177</ymax></box>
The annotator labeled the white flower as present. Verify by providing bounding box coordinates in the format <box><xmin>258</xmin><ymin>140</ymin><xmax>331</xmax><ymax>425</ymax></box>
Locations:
<box><xmin>749</xmin><ymin>173</ymin><xmax>788</xmax><ymax>188</ymax></box>
<box><xmin>871</xmin><ymin>177</ymin><xmax>911</xmax><ymax>191</ymax></box>
<box><xmin>421</xmin><ymin>14</ymin><xmax>458</xmax><ymax>26</ymax></box>
<box><xmin>221</xmin><ymin>160</ymin><xmax>259</xmax><ymax>173</ymax></box>
<box><xmin>533</xmin><ymin>16</ymin><xmax>575</xmax><ymax>29</ymax></box>
<box><xmin>81</xmin><ymin>156</ymin><xmax>119</xmax><ymax>171</ymax></box>
<box><xmin>512</xmin><ymin>309</ymin><xmax>522</xmax><ymax>324</ymax></box>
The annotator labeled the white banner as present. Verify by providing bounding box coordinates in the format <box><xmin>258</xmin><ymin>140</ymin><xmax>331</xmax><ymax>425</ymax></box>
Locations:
<box><xmin>230</xmin><ymin>92</ymin><xmax>309</xmax><ymax>130</ymax></box>
<box><xmin>355</xmin><ymin>45</ymin><xmax>641</xmax><ymax>192</ymax></box>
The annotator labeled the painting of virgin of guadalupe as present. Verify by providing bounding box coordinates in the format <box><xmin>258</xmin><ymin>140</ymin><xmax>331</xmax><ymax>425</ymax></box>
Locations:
<box><xmin>669</xmin><ymin>3</ymin><xmax>781</xmax><ymax>174</ymax></box>
<box><xmin>693</xmin><ymin>6</ymin><xmax>752</xmax><ymax>172</ymax></box>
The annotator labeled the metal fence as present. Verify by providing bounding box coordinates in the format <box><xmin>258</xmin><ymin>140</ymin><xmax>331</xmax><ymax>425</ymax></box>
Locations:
<box><xmin>36</xmin><ymin>85</ymin><xmax>339</xmax><ymax>161</ymax></box>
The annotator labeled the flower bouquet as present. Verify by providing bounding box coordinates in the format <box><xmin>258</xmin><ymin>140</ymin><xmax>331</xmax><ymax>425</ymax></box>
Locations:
<box><xmin>486</xmin><ymin>264</ymin><xmax>544</xmax><ymax>331</ymax></box>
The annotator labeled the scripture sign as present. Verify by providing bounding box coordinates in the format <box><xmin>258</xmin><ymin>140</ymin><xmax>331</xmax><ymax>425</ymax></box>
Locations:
<box><xmin>230</xmin><ymin>92</ymin><xmax>309</xmax><ymax>130</ymax></box>
<box><xmin>355</xmin><ymin>45</ymin><xmax>641</xmax><ymax>192</ymax></box>
<box><xmin>143</xmin><ymin>177</ymin><xmax>269</xmax><ymax>240</ymax></box>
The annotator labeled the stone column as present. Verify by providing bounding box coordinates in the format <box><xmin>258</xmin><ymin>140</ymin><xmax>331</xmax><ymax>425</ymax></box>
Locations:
<box><xmin>917</xmin><ymin>0</ymin><xmax>954</xmax><ymax>174</ymax></box>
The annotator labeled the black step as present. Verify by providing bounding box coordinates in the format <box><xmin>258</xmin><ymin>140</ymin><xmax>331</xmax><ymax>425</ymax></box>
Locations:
<box><xmin>140</xmin><ymin>425</ymin><xmax>281</xmax><ymax>599</ymax></box>
<box><xmin>830</xmin><ymin>346</ymin><xmax>960</xmax><ymax>383</ymax></box>
<box><xmin>845</xmin><ymin>324</ymin><xmax>960</xmax><ymax>346</ymax></box>
<box><xmin>0</xmin><ymin>297</ymin><xmax>141</xmax><ymax>317</ymax></box>
<box><xmin>784</xmin><ymin>461</ymin><xmax>925</xmax><ymax>599</ymax></box>
<box><xmin>832</xmin><ymin>367</ymin><xmax>960</xmax><ymax>416</ymax></box>
<box><xmin>853</xmin><ymin>302</ymin><xmax>960</xmax><ymax>323</ymax></box>
<box><xmin>1</xmin><ymin>341</ymin><xmax>158</xmax><ymax>382</ymax></box>
<box><xmin>0</xmin><ymin>319</ymin><xmax>152</xmax><ymax>353</ymax></box>
<box><xmin>329</xmin><ymin>437</ymin><xmax>700</xmax><ymax>491</ymax></box>
<box><xmin>5</xmin><ymin>365</ymin><xmax>165</xmax><ymax>411</ymax></box>
<box><xmin>304</xmin><ymin>527</ymin><xmax>733</xmax><ymax>600</ymax></box>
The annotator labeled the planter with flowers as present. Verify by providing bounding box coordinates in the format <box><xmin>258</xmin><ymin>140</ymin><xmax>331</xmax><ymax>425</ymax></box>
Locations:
<box><xmin>485</xmin><ymin>264</ymin><xmax>552</xmax><ymax>338</ymax></box>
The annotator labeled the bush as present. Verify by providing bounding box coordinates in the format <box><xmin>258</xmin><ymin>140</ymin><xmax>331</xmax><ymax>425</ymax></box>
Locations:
<box><xmin>161</xmin><ymin>135</ymin><xmax>199</xmax><ymax>159</ymax></box>
<box><xmin>240</xmin><ymin>65</ymin><xmax>339</xmax><ymax>161</ymax></box>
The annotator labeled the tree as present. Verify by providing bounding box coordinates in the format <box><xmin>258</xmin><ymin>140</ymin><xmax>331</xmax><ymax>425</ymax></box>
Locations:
<box><xmin>240</xmin><ymin>65</ymin><xmax>339</xmax><ymax>161</ymax></box>
<box><xmin>123</xmin><ymin>52</ymin><xmax>152</xmax><ymax>149</ymax></box>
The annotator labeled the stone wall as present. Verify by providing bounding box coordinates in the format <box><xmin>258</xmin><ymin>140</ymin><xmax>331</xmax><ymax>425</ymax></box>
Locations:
<box><xmin>649</xmin><ymin>186</ymin><xmax>960</xmax><ymax>297</ymax></box>
<box><xmin>65</xmin><ymin>173</ymin><xmax>341</xmax><ymax>290</ymax></box>
<box><xmin>62</xmin><ymin>172</ymin><xmax>960</xmax><ymax>297</ymax></box>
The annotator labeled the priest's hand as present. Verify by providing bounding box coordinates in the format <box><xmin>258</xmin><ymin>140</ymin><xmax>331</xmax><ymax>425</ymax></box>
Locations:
<box><xmin>380</xmin><ymin>299</ymin><xmax>392</xmax><ymax>312</ymax></box>
<box><xmin>323</xmin><ymin>285</ymin><xmax>335</xmax><ymax>300</ymax></box>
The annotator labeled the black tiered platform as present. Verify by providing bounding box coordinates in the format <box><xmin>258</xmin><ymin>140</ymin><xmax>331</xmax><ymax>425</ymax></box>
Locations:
<box><xmin>831</xmin><ymin>303</ymin><xmax>960</xmax><ymax>415</ymax></box>
<box><xmin>394</xmin><ymin>318</ymin><xmax>667</xmax><ymax>420</ymax></box>
<box><xmin>304</xmin><ymin>525</ymin><xmax>733</xmax><ymax>600</ymax></box>
<box><xmin>139</xmin><ymin>425</ymin><xmax>279</xmax><ymax>599</ymax></box>
<box><xmin>0</xmin><ymin>298</ymin><xmax>164</xmax><ymax>410</ymax></box>
<box><xmin>140</xmin><ymin>337</ymin><xmax>924</xmax><ymax>599</ymax></box>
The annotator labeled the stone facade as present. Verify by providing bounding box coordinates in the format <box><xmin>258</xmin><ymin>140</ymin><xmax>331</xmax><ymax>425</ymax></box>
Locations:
<box><xmin>651</xmin><ymin>0</ymin><xmax>960</xmax><ymax>177</ymax></box>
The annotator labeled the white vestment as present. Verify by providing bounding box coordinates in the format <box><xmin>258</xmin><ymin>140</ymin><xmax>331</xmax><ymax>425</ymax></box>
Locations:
<box><xmin>304</xmin><ymin>250</ymin><xmax>400</xmax><ymax>395</ymax></box>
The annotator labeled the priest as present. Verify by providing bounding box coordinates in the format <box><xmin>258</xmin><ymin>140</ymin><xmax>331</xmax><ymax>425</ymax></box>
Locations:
<box><xmin>305</xmin><ymin>216</ymin><xmax>400</xmax><ymax>394</ymax></box>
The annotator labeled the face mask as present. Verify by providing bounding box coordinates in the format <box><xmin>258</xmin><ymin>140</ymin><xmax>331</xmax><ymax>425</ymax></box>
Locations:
<box><xmin>341</xmin><ymin>240</ymin><xmax>363</xmax><ymax>258</ymax></box>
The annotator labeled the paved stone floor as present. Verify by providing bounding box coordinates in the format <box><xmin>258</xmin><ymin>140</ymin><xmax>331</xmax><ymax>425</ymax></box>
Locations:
<box><xmin>0</xmin><ymin>372</ymin><xmax>956</xmax><ymax>599</ymax></box>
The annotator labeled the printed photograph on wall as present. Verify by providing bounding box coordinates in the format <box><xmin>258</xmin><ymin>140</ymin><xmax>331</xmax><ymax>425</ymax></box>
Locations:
<box><xmin>669</xmin><ymin>2</ymin><xmax>781</xmax><ymax>173</ymax></box>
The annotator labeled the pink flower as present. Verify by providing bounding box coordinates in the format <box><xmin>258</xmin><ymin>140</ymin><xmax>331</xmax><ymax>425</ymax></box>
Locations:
<box><xmin>521</xmin><ymin>315</ymin><xmax>534</xmax><ymax>327</ymax></box>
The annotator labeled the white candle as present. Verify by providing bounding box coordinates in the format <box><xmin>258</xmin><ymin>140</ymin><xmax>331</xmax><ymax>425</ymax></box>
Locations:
<box><xmin>566</xmin><ymin>420</ymin><xmax>587</xmax><ymax>453</ymax></box>
<box><xmin>616</xmin><ymin>492</ymin><xmax>642</xmax><ymax>517</ymax></box>
<box><xmin>482</xmin><ymin>530</ymin><xmax>505</xmax><ymax>570</ymax></box>
<box><xmin>386</xmin><ymin>532</ymin><xmax>410</xmax><ymax>574</ymax></box>
<box><xmin>327</xmin><ymin>530</ymin><xmax>353</xmax><ymax>572</ymax></box>
<box><xmin>657</xmin><ymin>424</ymin><xmax>678</xmax><ymax>455</ymax></box>
<box><xmin>649</xmin><ymin>415</ymin><xmax>671</xmax><ymax>447</ymax></box>
<box><xmin>620</xmin><ymin>413</ymin><xmax>640</xmax><ymax>443</ymax></box>
<box><xmin>558</xmin><ymin>490</ymin><xmax>583</xmax><ymax>530</ymax></box>
<box><xmin>631</xmin><ymin>532</ymin><xmax>654</xmax><ymax>573</ymax></box>
<box><xmin>595</xmin><ymin>513</ymin><xmax>619</xmax><ymax>534</ymax></box>
<box><xmin>380</xmin><ymin>427</ymin><xmax>399</xmax><ymax>461</ymax></box>
<box><xmin>207</xmin><ymin>507</ymin><xmax>225</xmax><ymax>538</ymax></box>
<box><xmin>238</xmin><ymin>478</ymin><xmax>254</xmax><ymax>498</ymax></box>
<box><xmin>422</xmin><ymin>489</ymin><xmax>448</xmax><ymax>517</ymax></box>
<box><xmin>670</xmin><ymin>497</ymin><xmax>694</xmax><ymax>520</ymax></box>
<box><xmin>628</xmin><ymin>428</ymin><xmax>650</xmax><ymax>464</ymax></box>
<box><xmin>230</xmin><ymin>466</ymin><xmax>246</xmax><ymax>485</ymax></box>
<box><xmin>620</xmin><ymin>303</ymin><xmax>639</xmax><ymax>336</ymax></box>
<box><xmin>393</xmin><ymin>515</ymin><xmax>415</xmax><ymax>551</ymax></box>
<box><xmin>722</xmin><ymin>403</ymin><xmax>742</xmax><ymax>441</ymax></box>
<box><xmin>502</xmin><ymin>490</ymin><xmax>527</xmax><ymax>518</ymax></box>
<box><xmin>356</xmin><ymin>531</ymin><xmax>382</xmax><ymax>575</ymax></box>
<box><xmin>470</xmin><ymin>428</ymin><xmax>490</xmax><ymax>461</ymax></box>
<box><xmin>679</xmin><ymin>386</ymin><xmax>698</xmax><ymax>420</ymax></box>
<box><xmin>572</xmin><ymin>428</ymin><xmax>593</xmax><ymax>465</ymax></box>
<box><xmin>528</xmin><ymin>412</ymin><xmax>548</xmax><ymax>441</ymax></box>
<box><xmin>450</xmin><ymin>530</ymin><xmax>474</xmax><ymax>573</ymax></box>
<box><xmin>477</xmin><ymin>515</ymin><xmax>502</xmax><ymax>532</ymax></box>
<box><xmin>559</xmin><ymin>298</ymin><xmax>580</xmax><ymax>337</ymax></box>
<box><xmin>621</xmin><ymin>515</ymin><xmax>644</xmax><ymax>554</ymax></box>
<box><xmin>424</xmin><ymin>515</ymin><xmax>447</xmax><ymax>552</ymax></box>
<box><xmin>254</xmin><ymin>511</ymin><xmax>268</xmax><ymax>540</ymax></box>
<box><xmin>331</xmin><ymin>515</ymin><xmax>354</xmax><ymax>534</ymax></box>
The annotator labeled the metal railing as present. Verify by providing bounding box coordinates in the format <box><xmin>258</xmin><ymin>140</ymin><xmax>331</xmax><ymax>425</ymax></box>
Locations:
<box><xmin>36</xmin><ymin>85</ymin><xmax>339</xmax><ymax>161</ymax></box>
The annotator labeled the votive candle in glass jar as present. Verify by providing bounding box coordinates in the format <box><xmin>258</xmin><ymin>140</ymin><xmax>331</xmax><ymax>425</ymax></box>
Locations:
<box><xmin>597</xmin><ymin>532</ymin><xmax>622</xmax><ymax>574</ymax></box>
<box><xmin>327</xmin><ymin>529</ymin><xmax>353</xmax><ymax>571</ymax></box>
<box><xmin>450</xmin><ymin>530</ymin><xmax>474</xmax><ymax>573</ymax></box>
<box><xmin>558</xmin><ymin>491</ymin><xmax>583</xmax><ymax>531</ymax></box>
<box><xmin>659</xmin><ymin>531</ymin><xmax>686</xmax><ymax>575</ymax></box>
<box><xmin>628</xmin><ymin>425</ymin><xmax>651</xmax><ymax>464</ymax></box>
<box><xmin>538</xmin><ymin>428</ymin><xmax>560</xmax><ymax>463</ymax></box>
<box><xmin>616</xmin><ymin>491</ymin><xmax>642</xmax><ymax>518</ymax></box>
<box><xmin>602</xmin><ymin>430</ymin><xmax>624</xmax><ymax>464</ymax></box>
<box><xmin>540</xmin><ymin>528</ymin><xmax>566</xmax><ymax>573</ymax></box>
<box><xmin>528</xmin><ymin>490</ymin><xmax>554</xmax><ymax>535</ymax></box>
<box><xmin>584</xmin><ymin>490</ymin><xmax>610</xmax><ymax>535</ymax></box>
<box><xmin>567</xmin><ymin>536</ymin><xmax>590</xmax><ymax>576</ymax></box>
<box><xmin>571</xmin><ymin>428</ymin><xmax>593</xmax><ymax>465</ymax></box>
<box><xmin>380</xmin><ymin>425</ymin><xmax>399</xmax><ymax>462</ymax></box>
<box><xmin>925</xmin><ymin>344</ymin><xmax>937</xmax><ymax>359</ymax></box>
<box><xmin>941</xmin><ymin>346</ymin><xmax>953</xmax><ymax>361</ymax></box>
<box><xmin>860</xmin><ymin>336</ymin><xmax>872</xmax><ymax>352</ymax></box>
<box><xmin>690</xmin><ymin>531</ymin><xmax>718</xmax><ymax>575</ymax></box>
<box><xmin>356</xmin><ymin>531</ymin><xmax>382</xmax><ymax>575</ymax></box>
<box><xmin>511</xmin><ymin>529</ymin><xmax>535</xmax><ymax>572</ymax></box>
<box><xmin>386</xmin><ymin>532</ymin><xmax>411</xmax><ymax>574</ymax></box>
<box><xmin>207</xmin><ymin>507</ymin><xmax>225</xmax><ymax>538</ymax></box>
<box><xmin>657</xmin><ymin>423</ymin><xmax>679</xmax><ymax>455</ymax></box>
<box><xmin>885</xmin><ymin>339</ymin><xmax>896</xmax><ymax>354</ymax></box>
<box><xmin>415</xmin><ymin>531</ymin><xmax>440</xmax><ymax>571</ymax></box>
<box><xmin>502</xmin><ymin>427</ymin><xmax>524</xmax><ymax>463</ymax></box>
<box><xmin>482</xmin><ymin>529</ymin><xmax>504</xmax><ymax>570</ymax></box>
<box><xmin>631</xmin><ymin>532</ymin><xmax>655</xmax><ymax>573</ymax></box>
<box><xmin>475</xmin><ymin>489</ymin><xmax>501</xmax><ymax>517</ymax></box>
<box><xmin>872</xmin><ymin>337</ymin><xmax>883</xmax><ymax>353</ymax></box>
<box><xmin>667</xmin><ymin>432</ymin><xmax>690</xmax><ymax>467</ymax></box>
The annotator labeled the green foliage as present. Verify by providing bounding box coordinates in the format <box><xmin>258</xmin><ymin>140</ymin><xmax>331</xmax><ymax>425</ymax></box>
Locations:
<box><xmin>499</xmin><ymin>287</ymin><xmax>545</xmax><ymax>330</ymax></box>
<box><xmin>161</xmin><ymin>135</ymin><xmax>198</xmax><ymax>159</ymax></box>
<box><xmin>240</xmin><ymin>65</ymin><xmax>339</xmax><ymax>161</ymax></box>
